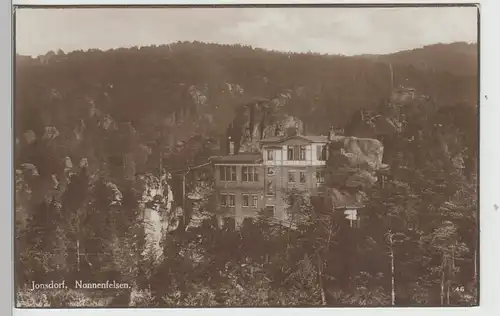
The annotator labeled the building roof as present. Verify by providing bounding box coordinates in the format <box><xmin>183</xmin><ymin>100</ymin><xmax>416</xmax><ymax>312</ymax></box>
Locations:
<box><xmin>210</xmin><ymin>153</ymin><xmax>263</xmax><ymax>164</ymax></box>
<box><xmin>259</xmin><ymin>134</ymin><xmax>328</xmax><ymax>144</ymax></box>
<box><xmin>301</xmin><ymin>135</ymin><xmax>330</xmax><ymax>143</ymax></box>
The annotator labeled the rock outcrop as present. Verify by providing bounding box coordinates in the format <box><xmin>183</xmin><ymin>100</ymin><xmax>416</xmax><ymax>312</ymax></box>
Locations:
<box><xmin>185</xmin><ymin>177</ymin><xmax>214</xmax><ymax>230</ymax></box>
<box><xmin>136</xmin><ymin>171</ymin><xmax>176</xmax><ymax>262</ymax></box>
<box><xmin>225</xmin><ymin>91</ymin><xmax>303</xmax><ymax>154</ymax></box>
<box><xmin>325</xmin><ymin>130</ymin><xmax>389</xmax><ymax>210</ymax></box>
<box><xmin>329</xmin><ymin>134</ymin><xmax>387</xmax><ymax>172</ymax></box>
<box><xmin>239</xmin><ymin>114</ymin><xmax>304</xmax><ymax>153</ymax></box>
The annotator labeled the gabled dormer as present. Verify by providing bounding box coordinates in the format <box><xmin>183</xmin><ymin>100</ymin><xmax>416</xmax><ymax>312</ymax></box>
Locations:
<box><xmin>259</xmin><ymin>134</ymin><xmax>328</xmax><ymax>166</ymax></box>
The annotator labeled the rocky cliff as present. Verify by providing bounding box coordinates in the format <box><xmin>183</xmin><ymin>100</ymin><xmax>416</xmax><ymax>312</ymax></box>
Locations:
<box><xmin>135</xmin><ymin>172</ymin><xmax>176</xmax><ymax>261</ymax></box>
<box><xmin>325</xmin><ymin>131</ymin><xmax>388</xmax><ymax>210</ymax></box>
<box><xmin>225</xmin><ymin>90</ymin><xmax>306</xmax><ymax>154</ymax></box>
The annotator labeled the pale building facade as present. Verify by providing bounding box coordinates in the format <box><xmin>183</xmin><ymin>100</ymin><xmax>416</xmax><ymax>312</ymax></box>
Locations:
<box><xmin>211</xmin><ymin>134</ymin><xmax>329</xmax><ymax>228</ymax></box>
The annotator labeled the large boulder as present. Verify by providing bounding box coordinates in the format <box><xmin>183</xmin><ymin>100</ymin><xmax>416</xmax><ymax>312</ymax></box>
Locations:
<box><xmin>329</xmin><ymin>135</ymin><xmax>387</xmax><ymax>171</ymax></box>
<box><xmin>326</xmin><ymin>134</ymin><xmax>388</xmax><ymax>210</ymax></box>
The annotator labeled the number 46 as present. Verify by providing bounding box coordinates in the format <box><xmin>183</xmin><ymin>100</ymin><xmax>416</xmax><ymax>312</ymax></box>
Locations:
<box><xmin>454</xmin><ymin>286</ymin><xmax>465</xmax><ymax>292</ymax></box>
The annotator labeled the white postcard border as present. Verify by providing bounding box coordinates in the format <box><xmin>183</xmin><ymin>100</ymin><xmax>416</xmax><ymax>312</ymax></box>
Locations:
<box><xmin>3</xmin><ymin>1</ymin><xmax>499</xmax><ymax>316</ymax></box>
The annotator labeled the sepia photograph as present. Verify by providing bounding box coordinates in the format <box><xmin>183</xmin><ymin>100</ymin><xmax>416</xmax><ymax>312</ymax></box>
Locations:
<box><xmin>13</xmin><ymin>5</ymin><xmax>479</xmax><ymax>308</ymax></box>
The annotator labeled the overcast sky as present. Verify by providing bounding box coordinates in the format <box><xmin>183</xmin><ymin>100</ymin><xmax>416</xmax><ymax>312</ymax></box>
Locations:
<box><xmin>15</xmin><ymin>6</ymin><xmax>478</xmax><ymax>56</ymax></box>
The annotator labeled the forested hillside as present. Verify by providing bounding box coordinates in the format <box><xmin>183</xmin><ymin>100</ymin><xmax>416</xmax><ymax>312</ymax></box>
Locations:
<box><xmin>15</xmin><ymin>41</ymin><xmax>478</xmax><ymax>307</ymax></box>
<box><xmin>15</xmin><ymin>41</ymin><xmax>477</xmax><ymax>135</ymax></box>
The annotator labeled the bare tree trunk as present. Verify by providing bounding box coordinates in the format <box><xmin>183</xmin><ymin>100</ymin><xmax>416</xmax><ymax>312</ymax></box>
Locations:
<box><xmin>440</xmin><ymin>269</ymin><xmax>445</xmax><ymax>306</ymax></box>
<box><xmin>159</xmin><ymin>153</ymin><xmax>163</xmax><ymax>193</ymax></box>
<box><xmin>446</xmin><ymin>282</ymin><xmax>450</xmax><ymax>305</ymax></box>
<box><xmin>389</xmin><ymin>235</ymin><xmax>396</xmax><ymax>306</ymax></box>
<box><xmin>316</xmin><ymin>253</ymin><xmax>327</xmax><ymax>306</ymax></box>
<box><xmin>326</xmin><ymin>224</ymin><xmax>333</xmax><ymax>251</ymax></box>
<box><xmin>285</xmin><ymin>203</ymin><xmax>295</xmax><ymax>257</ymax></box>
<box><xmin>449</xmin><ymin>248</ymin><xmax>455</xmax><ymax>305</ymax></box>
<box><xmin>182</xmin><ymin>172</ymin><xmax>186</xmax><ymax>227</ymax></box>
<box><xmin>76</xmin><ymin>239</ymin><xmax>80</xmax><ymax>272</ymax></box>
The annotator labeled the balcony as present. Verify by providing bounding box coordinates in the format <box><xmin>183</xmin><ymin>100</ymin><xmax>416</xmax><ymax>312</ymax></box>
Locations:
<box><xmin>264</xmin><ymin>160</ymin><xmax>326</xmax><ymax>166</ymax></box>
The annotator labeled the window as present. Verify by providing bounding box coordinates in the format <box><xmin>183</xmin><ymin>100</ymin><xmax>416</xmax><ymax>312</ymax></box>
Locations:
<box><xmin>231</xmin><ymin>167</ymin><xmax>237</xmax><ymax>181</ymax></box>
<box><xmin>228</xmin><ymin>194</ymin><xmax>235</xmax><ymax>207</ymax></box>
<box><xmin>316</xmin><ymin>171</ymin><xmax>325</xmax><ymax>184</ymax></box>
<box><xmin>264</xmin><ymin>205</ymin><xmax>275</xmax><ymax>218</ymax></box>
<box><xmin>287</xmin><ymin>146</ymin><xmax>294</xmax><ymax>160</ymax></box>
<box><xmin>300</xmin><ymin>146</ymin><xmax>306</xmax><ymax>160</ymax></box>
<box><xmin>266</xmin><ymin>179</ymin><xmax>274</xmax><ymax>196</ymax></box>
<box><xmin>267</xmin><ymin>149</ymin><xmax>274</xmax><ymax>160</ymax></box>
<box><xmin>317</xmin><ymin>145</ymin><xmax>327</xmax><ymax>161</ymax></box>
<box><xmin>242</xmin><ymin>167</ymin><xmax>248</xmax><ymax>181</ymax></box>
<box><xmin>242</xmin><ymin>166</ymin><xmax>259</xmax><ymax>182</ymax></box>
<box><xmin>267</xmin><ymin>167</ymin><xmax>275</xmax><ymax>175</ymax></box>
<box><xmin>288</xmin><ymin>171</ymin><xmax>295</xmax><ymax>183</ymax></box>
<box><xmin>220</xmin><ymin>194</ymin><xmax>227</xmax><ymax>206</ymax></box>
<box><xmin>252</xmin><ymin>195</ymin><xmax>258</xmax><ymax>207</ymax></box>
<box><xmin>220</xmin><ymin>166</ymin><xmax>226</xmax><ymax>181</ymax></box>
<box><xmin>300</xmin><ymin>171</ymin><xmax>306</xmax><ymax>183</ymax></box>
<box><xmin>287</xmin><ymin>145</ymin><xmax>306</xmax><ymax>160</ymax></box>
<box><xmin>220</xmin><ymin>166</ymin><xmax>236</xmax><ymax>181</ymax></box>
<box><xmin>242</xmin><ymin>194</ymin><xmax>249</xmax><ymax>207</ymax></box>
<box><xmin>380</xmin><ymin>175</ymin><xmax>388</xmax><ymax>188</ymax></box>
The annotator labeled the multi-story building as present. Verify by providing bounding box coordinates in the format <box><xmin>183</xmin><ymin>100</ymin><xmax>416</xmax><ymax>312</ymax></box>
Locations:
<box><xmin>210</xmin><ymin>133</ymin><xmax>329</xmax><ymax>228</ymax></box>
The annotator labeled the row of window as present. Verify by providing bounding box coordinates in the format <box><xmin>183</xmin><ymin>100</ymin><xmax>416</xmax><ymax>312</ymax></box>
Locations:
<box><xmin>317</xmin><ymin>145</ymin><xmax>328</xmax><ymax>161</ymax></box>
<box><xmin>288</xmin><ymin>171</ymin><xmax>307</xmax><ymax>183</ymax></box>
<box><xmin>288</xmin><ymin>145</ymin><xmax>306</xmax><ymax>161</ymax></box>
<box><xmin>286</xmin><ymin>170</ymin><xmax>325</xmax><ymax>184</ymax></box>
<box><xmin>220</xmin><ymin>166</ymin><xmax>236</xmax><ymax>182</ymax></box>
<box><xmin>220</xmin><ymin>193</ymin><xmax>259</xmax><ymax>207</ymax></box>
<box><xmin>220</xmin><ymin>166</ymin><xmax>259</xmax><ymax>182</ymax></box>
<box><xmin>242</xmin><ymin>166</ymin><xmax>259</xmax><ymax>182</ymax></box>
<box><xmin>266</xmin><ymin>145</ymin><xmax>328</xmax><ymax>161</ymax></box>
<box><xmin>264</xmin><ymin>171</ymin><xmax>323</xmax><ymax>196</ymax></box>
<box><xmin>220</xmin><ymin>166</ymin><xmax>325</xmax><ymax>185</ymax></box>
<box><xmin>220</xmin><ymin>193</ymin><xmax>236</xmax><ymax>206</ymax></box>
<box><xmin>243</xmin><ymin>194</ymin><xmax>259</xmax><ymax>207</ymax></box>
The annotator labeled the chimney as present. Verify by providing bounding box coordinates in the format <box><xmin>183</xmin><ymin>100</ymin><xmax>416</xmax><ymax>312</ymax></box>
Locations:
<box><xmin>295</xmin><ymin>122</ymin><xmax>301</xmax><ymax>136</ymax></box>
<box><xmin>229</xmin><ymin>141</ymin><xmax>235</xmax><ymax>155</ymax></box>
<box><xmin>328</xmin><ymin>125</ymin><xmax>335</xmax><ymax>141</ymax></box>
